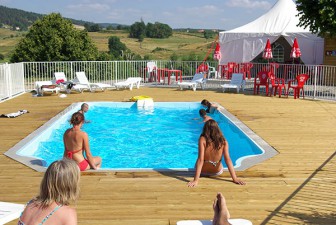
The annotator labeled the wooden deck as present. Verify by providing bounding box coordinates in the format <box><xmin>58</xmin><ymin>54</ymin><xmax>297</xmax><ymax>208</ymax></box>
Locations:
<box><xmin>1</xmin><ymin>87</ymin><xmax>335</xmax><ymax>225</ymax></box>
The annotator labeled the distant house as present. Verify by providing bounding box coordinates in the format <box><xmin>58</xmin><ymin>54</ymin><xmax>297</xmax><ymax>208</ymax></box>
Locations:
<box><xmin>73</xmin><ymin>24</ymin><xmax>85</xmax><ymax>30</ymax></box>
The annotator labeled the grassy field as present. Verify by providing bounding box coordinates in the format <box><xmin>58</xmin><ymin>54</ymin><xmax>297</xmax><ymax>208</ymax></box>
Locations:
<box><xmin>0</xmin><ymin>28</ymin><xmax>26</xmax><ymax>62</ymax></box>
<box><xmin>0</xmin><ymin>28</ymin><xmax>215</xmax><ymax>62</ymax></box>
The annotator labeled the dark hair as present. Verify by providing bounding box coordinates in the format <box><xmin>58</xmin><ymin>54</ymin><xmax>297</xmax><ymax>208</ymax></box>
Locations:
<box><xmin>201</xmin><ymin>99</ymin><xmax>211</xmax><ymax>108</ymax></box>
<box><xmin>201</xmin><ymin>119</ymin><xmax>226</xmax><ymax>151</ymax></box>
<box><xmin>81</xmin><ymin>103</ymin><xmax>88</xmax><ymax>110</ymax></box>
<box><xmin>199</xmin><ymin>109</ymin><xmax>207</xmax><ymax>117</ymax></box>
<box><xmin>70</xmin><ymin>112</ymin><xmax>84</xmax><ymax>125</ymax></box>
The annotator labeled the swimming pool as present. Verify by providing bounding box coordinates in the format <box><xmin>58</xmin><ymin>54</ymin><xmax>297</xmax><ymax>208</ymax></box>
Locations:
<box><xmin>5</xmin><ymin>102</ymin><xmax>278</xmax><ymax>172</ymax></box>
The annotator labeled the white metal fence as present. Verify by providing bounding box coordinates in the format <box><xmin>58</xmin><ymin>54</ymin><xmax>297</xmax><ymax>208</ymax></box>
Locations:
<box><xmin>0</xmin><ymin>63</ymin><xmax>25</xmax><ymax>101</ymax></box>
<box><xmin>1</xmin><ymin>60</ymin><xmax>336</xmax><ymax>102</ymax></box>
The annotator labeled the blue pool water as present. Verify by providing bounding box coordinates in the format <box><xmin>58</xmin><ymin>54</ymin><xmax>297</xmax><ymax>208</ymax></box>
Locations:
<box><xmin>18</xmin><ymin>102</ymin><xmax>263</xmax><ymax>170</ymax></box>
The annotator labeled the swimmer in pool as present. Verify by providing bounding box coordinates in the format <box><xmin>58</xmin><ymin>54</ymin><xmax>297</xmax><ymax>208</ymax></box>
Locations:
<box><xmin>199</xmin><ymin>109</ymin><xmax>212</xmax><ymax>123</ymax></box>
<box><xmin>201</xmin><ymin>99</ymin><xmax>219</xmax><ymax>113</ymax></box>
<box><xmin>78</xmin><ymin>103</ymin><xmax>91</xmax><ymax>123</ymax></box>
<box><xmin>188</xmin><ymin>119</ymin><xmax>245</xmax><ymax>187</ymax></box>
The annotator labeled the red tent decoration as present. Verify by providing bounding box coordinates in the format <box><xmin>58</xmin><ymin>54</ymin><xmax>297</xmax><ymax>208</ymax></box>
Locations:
<box><xmin>290</xmin><ymin>38</ymin><xmax>301</xmax><ymax>58</ymax></box>
<box><xmin>213</xmin><ymin>42</ymin><xmax>221</xmax><ymax>60</ymax></box>
<box><xmin>262</xmin><ymin>39</ymin><xmax>273</xmax><ymax>59</ymax></box>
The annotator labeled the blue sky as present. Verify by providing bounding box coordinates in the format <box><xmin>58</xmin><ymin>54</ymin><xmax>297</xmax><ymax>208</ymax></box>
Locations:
<box><xmin>0</xmin><ymin>0</ymin><xmax>287</xmax><ymax>30</ymax></box>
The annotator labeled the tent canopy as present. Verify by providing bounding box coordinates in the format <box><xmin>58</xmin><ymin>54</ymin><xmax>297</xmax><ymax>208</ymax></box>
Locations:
<box><xmin>219</xmin><ymin>0</ymin><xmax>324</xmax><ymax>65</ymax></box>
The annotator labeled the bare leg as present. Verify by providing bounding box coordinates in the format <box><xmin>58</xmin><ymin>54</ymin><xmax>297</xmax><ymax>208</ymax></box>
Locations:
<box><xmin>94</xmin><ymin>156</ymin><xmax>102</xmax><ymax>169</ymax></box>
<box><xmin>213</xmin><ymin>193</ymin><xmax>231</xmax><ymax>225</ymax></box>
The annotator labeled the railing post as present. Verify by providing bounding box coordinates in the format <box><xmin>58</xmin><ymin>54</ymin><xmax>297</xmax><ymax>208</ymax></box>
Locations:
<box><xmin>313</xmin><ymin>65</ymin><xmax>318</xmax><ymax>99</ymax></box>
<box><xmin>5</xmin><ymin>63</ymin><xmax>12</xmax><ymax>98</ymax></box>
<box><xmin>114</xmin><ymin>61</ymin><xmax>117</xmax><ymax>83</ymax></box>
<box><xmin>70</xmin><ymin>62</ymin><xmax>73</xmax><ymax>80</ymax></box>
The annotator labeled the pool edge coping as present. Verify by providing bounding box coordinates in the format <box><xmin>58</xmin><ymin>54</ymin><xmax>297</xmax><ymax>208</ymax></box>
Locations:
<box><xmin>4</xmin><ymin>101</ymin><xmax>278</xmax><ymax>172</ymax></box>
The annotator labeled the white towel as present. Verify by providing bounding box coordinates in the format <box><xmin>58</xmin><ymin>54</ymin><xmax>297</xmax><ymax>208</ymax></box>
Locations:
<box><xmin>0</xmin><ymin>202</ymin><xmax>25</xmax><ymax>224</ymax></box>
<box><xmin>176</xmin><ymin>219</ymin><xmax>252</xmax><ymax>225</ymax></box>
<box><xmin>0</xmin><ymin>110</ymin><xmax>29</xmax><ymax>118</ymax></box>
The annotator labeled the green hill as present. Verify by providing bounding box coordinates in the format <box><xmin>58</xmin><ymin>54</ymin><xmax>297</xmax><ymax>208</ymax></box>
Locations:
<box><xmin>0</xmin><ymin>5</ymin><xmax>120</xmax><ymax>30</ymax></box>
<box><xmin>0</xmin><ymin>28</ymin><xmax>215</xmax><ymax>62</ymax></box>
<box><xmin>0</xmin><ymin>6</ymin><xmax>217</xmax><ymax>62</ymax></box>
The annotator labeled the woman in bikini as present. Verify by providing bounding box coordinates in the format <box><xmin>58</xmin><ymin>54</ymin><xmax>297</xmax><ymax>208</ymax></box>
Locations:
<box><xmin>63</xmin><ymin>112</ymin><xmax>101</xmax><ymax>171</ymax></box>
<box><xmin>188</xmin><ymin>119</ymin><xmax>245</xmax><ymax>187</ymax></box>
<box><xmin>18</xmin><ymin>158</ymin><xmax>80</xmax><ymax>225</ymax></box>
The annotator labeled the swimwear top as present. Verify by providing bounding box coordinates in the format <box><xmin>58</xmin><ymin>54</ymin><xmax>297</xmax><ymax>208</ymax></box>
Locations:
<box><xmin>18</xmin><ymin>200</ymin><xmax>63</xmax><ymax>225</ymax></box>
<box><xmin>204</xmin><ymin>159</ymin><xmax>222</xmax><ymax>167</ymax></box>
<box><xmin>66</xmin><ymin>149</ymin><xmax>82</xmax><ymax>159</ymax></box>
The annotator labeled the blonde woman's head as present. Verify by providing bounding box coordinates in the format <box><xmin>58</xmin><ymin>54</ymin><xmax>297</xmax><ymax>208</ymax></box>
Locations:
<box><xmin>37</xmin><ymin>158</ymin><xmax>80</xmax><ymax>208</ymax></box>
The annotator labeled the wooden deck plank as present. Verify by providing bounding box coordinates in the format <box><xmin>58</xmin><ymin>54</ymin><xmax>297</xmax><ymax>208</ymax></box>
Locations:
<box><xmin>1</xmin><ymin>87</ymin><xmax>335</xmax><ymax>225</ymax></box>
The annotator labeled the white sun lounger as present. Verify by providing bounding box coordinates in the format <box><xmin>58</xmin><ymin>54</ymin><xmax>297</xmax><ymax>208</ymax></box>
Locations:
<box><xmin>74</xmin><ymin>72</ymin><xmax>113</xmax><ymax>92</ymax></box>
<box><xmin>35</xmin><ymin>72</ymin><xmax>68</xmax><ymax>96</ymax></box>
<box><xmin>114</xmin><ymin>77</ymin><xmax>142</xmax><ymax>90</ymax></box>
<box><xmin>177</xmin><ymin>219</ymin><xmax>252</xmax><ymax>225</ymax></box>
<box><xmin>220</xmin><ymin>73</ymin><xmax>245</xmax><ymax>93</ymax></box>
<box><xmin>0</xmin><ymin>202</ymin><xmax>24</xmax><ymax>224</ymax></box>
<box><xmin>177</xmin><ymin>73</ymin><xmax>206</xmax><ymax>91</ymax></box>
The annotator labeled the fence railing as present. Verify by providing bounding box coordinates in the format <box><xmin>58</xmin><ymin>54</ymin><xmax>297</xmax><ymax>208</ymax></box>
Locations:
<box><xmin>1</xmin><ymin>60</ymin><xmax>336</xmax><ymax>102</ymax></box>
<box><xmin>0</xmin><ymin>63</ymin><xmax>25</xmax><ymax>101</ymax></box>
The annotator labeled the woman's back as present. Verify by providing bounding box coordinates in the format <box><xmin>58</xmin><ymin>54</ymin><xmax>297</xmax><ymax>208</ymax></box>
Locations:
<box><xmin>201</xmin><ymin>136</ymin><xmax>225</xmax><ymax>174</ymax></box>
<box><xmin>64</xmin><ymin>128</ymin><xmax>85</xmax><ymax>151</ymax></box>
<box><xmin>203</xmin><ymin>140</ymin><xmax>224</xmax><ymax>161</ymax></box>
<box><xmin>64</xmin><ymin>128</ymin><xmax>87</xmax><ymax>162</ymax></box>
<box><xmin>19</xmin><ymin>201</ymin><xmax>76</xmax><ymax>225</ymax></box>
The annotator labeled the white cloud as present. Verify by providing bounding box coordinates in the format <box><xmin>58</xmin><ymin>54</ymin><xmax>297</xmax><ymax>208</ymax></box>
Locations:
<box><xmin>66</xmin><ymin>3</ymin><xmax>110</xmax><ymax>13</ymax></box>
<box><xmin>105</xmin><ymin>8</ymin><xmax>150</xmax><ymax>23</ymax></box>
<box><xmin>176</xmin><ymin>4</ymin><xmax>222</xmax><ymax>16</ymax></box>
<box><xmin>226</xmin><ymin>0</ymin><xmax>271</xmax><ymax>9</ymax></box>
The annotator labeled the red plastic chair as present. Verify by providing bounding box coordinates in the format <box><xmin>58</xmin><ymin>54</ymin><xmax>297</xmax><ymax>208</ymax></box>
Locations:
<box><xmin>269</xmin><ymin>73</ymin><xmax>286</xmax><ymax>98</ymax></box>
<box><xmin>254</xmin><ymin>71</ymin><xmax>271</xmax><ymax>95</ymax></box>
<box><xmin>196</xmin><ymin>63</ymin><xmax>209</xmax><ymax>73</ymax></box>
<box><xmin>227</xmin><ymin>62</ymin><xmax>236</xmax><ymax>79</ymax></box>
<box><xmin>241</xmin><ymin>62</ymin><xmax>253</xmax><ymax>79</ymax></box>
<box><xmin>286</xmin><ymin>74</ymin><xmax>309</xmax><ymax>99</ymax></box>
<box><xmin>219</xmin><ymin>65</ymin><xmax>228</xmax><ymax>79</ymax></box>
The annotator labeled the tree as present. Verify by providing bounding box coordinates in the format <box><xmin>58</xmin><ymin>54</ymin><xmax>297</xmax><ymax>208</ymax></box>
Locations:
<box><xmin>146</xmin><ymin>22</ymin><xmax>172</xmax><ymax>38</ymax></box>
<box><xmin>129</xmin><ymin>21</ymin><xmax>146</xmax><ymax>39</ymax></box>
<box><xmin>204</xmin><ymin>30</ymin><xmax>214</xmax><ymax>40</ymax></box>
<box><xmin>108</xmin><ymin>36</ymin><xmax>127</xmax><ymax>59</ymax></box>
<box><xmin>10</xmin><ymin>13</ymin><xmax>99</xmax><ymax>62</ymax></box>
<box><xmin>296</xmin><ymin>0</ymin><xmax>336</xmax><ymax>37</ymax></box>
<box><xmin>138</xmin><ymin>34</ymin><xmax>145</xmax><ymax>48</ymax></box>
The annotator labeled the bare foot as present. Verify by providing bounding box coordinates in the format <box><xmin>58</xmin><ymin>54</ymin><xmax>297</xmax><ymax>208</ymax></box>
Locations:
<box><xmin>215</xmin><ymin>193</ymin><xmax>231</xmax><ymax>225</ymax></box>
<box><xmin>212</xmin><ymin>197</ymin><xmax>219</xmax><ymax>225</ymax></box>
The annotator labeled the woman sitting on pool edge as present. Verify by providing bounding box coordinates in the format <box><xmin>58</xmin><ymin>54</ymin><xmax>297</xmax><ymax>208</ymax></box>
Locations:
<box><xmin>188</xmin><ymin>119</ymin><xmax>245</xmax><ymax>187</ymax></box>
<box><xmin>201</xmin><ymin>99</ymin><xmax>219</xmax><ymax>113</ymax></box>
<box><xmin>63</xmin><ymin>112</ymin><xmax>102</xmax><ymax>171</ymax></box>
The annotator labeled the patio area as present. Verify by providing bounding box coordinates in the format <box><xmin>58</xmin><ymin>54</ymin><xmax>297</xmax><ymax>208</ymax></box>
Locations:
<box><xmin>0</xmin><ymin>87</ymin><xmax>335</xmax><ymax>225</ymax></box>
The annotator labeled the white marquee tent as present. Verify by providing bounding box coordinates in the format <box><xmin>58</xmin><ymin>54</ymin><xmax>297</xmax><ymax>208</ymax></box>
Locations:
<box><xmin>218</xmin><ymin>0</ymin><xmax>324</xmax><ymax>65</ymax></box>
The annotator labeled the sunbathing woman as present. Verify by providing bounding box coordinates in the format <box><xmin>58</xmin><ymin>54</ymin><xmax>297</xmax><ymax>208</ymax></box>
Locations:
<box><xmin>188</xmin><ymin>119</ymin><xmax>245</xmax><ymax>187</ymax></box>
<box><xmin>19</xmin><ymin>159</ymin><xmax>80</xmax><ymax>225</ymax></box>
<box><xmin>63</xmin><ymin>112</ymin><xmax>102</xmax><ymax>171</ymax></box>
